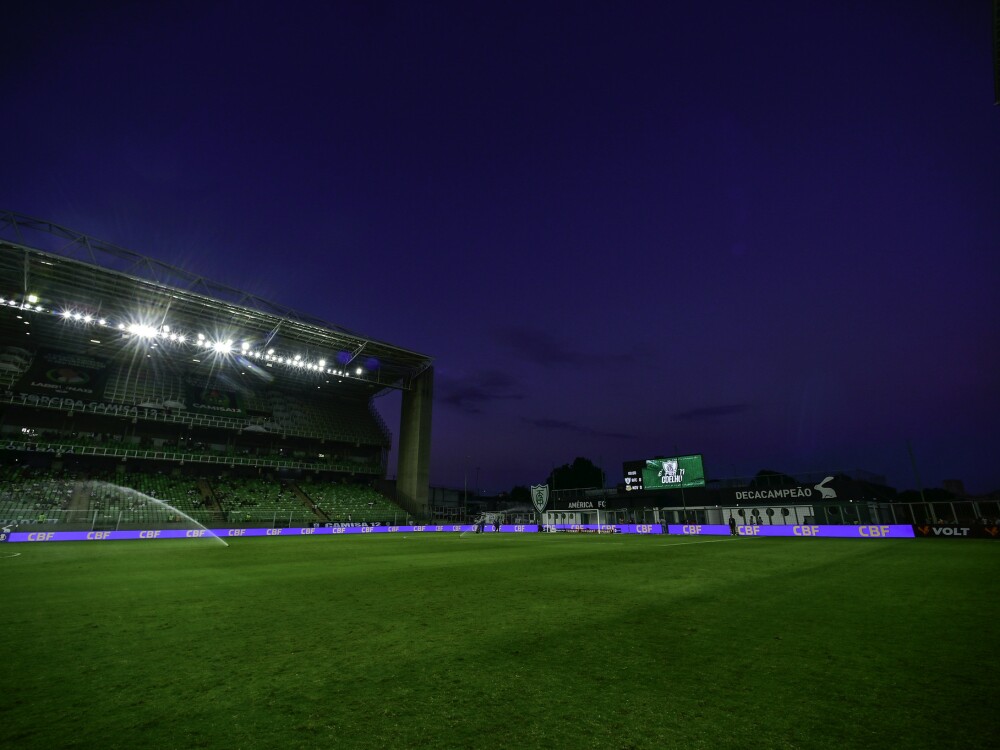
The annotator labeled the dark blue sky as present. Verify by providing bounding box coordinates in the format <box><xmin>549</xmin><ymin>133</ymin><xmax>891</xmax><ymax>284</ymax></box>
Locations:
<box><xmin>2</xmin><ymin>1</ymin><xmax>997</xmax><ymax>493</ymax></box>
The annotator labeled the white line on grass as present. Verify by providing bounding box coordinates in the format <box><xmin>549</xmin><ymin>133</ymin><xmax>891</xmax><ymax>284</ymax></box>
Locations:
<box><xmin>0</xmin><ymin>552</ymin><xmax>22</xmax><ymax>558</ymax></box>
<box><xmin>655</xmin><ymin>538</ymin><xmax>742</xmax><ymax>547</ymax></box>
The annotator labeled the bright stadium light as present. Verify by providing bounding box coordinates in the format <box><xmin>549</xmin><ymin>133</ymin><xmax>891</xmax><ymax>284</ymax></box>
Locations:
<box><xmin>197</xmin><ymin>333</ymin><xmax>206</xmax><ymax>341</ymax></box>
<box><xmin>127</xmin><ymin>323</ymin><xmax>158</xmax><ymax>338</ymax></box>
<box><xmin>213</xmin><ymin>340</ymin><xmax>232</xmax><ymax>354</ymax></box>
<box><xmin>98</xmin><ymin>318</ymin><xmax>107</xmax><ymax>326</ymax></box>
<box><xmin>355</xmin><ymin>367</ymin><xmax>363</xmax><ymax>375</ymax></box>
<box><xmin>162</xmin><ymin>325</ymin><xmax>170</xmax><ymax>333</ymax></box>
<box><xmin>62</xmin><ymin>310</ymin><xmax>72</xmax><ymax>318</ymax></box>
<box><xmin>241</xmin><ymin>342</ymin><xmax>250</xmax><ymax>351</ymax></box>
<box><xmin>118</xmin><ymin>323</ymin><xmax>126</xmax><ymax>330</ymax></box>
<box><xmin>294</xmin><ymin>355</ymin><xmax>301</xmax><ymax>361</ymax></box>
<box><xmin>268</xmin><ymin>348</ymin><xmax>275</xmax><ymax>355</ymax></box>
<box><xmin>318</xmin><ymin>359</ymin><xmax>326</xmax><ymax>367</ymax></box>
<box><xmin>83</xmin><ymin>315</ymin><xmax>92</xmax><ymax>323</ymax></box>
<box><xmin>177</xmin><ymin>334</ymin><xmax>186</xmax><ymax>344</ymax></box>
<box><xmin>72</xmin><ymin>312</ymin><xmax>82</xmax><ymax>321</ymax></box>
<box><xmin>27</xmin><ymin>294</ymin><xmax>38</xmax><ymax>304</ymax></box>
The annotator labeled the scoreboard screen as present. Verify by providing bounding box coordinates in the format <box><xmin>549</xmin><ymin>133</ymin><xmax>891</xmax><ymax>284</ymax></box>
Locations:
<box><xmin>623</xmin><ymin>455</ymin><xmax>705</xmax><ymax>491</ymax></box>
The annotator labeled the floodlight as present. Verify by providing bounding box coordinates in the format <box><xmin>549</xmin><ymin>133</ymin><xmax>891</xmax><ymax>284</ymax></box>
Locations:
<box><xmin>118</xmin><ymin>323</ymin><xmax>126</xmax><ymax>330</ymax></box>
<box><xmin>268</xmin><ymin>349</ymin><xmax>275</xmax><ymax>355</ymax></box>
<box><xmin>294</xmin><ymin>355</ymin><xmax>301</xmax><ymax>361</ymax></box>
<box><xmin>213</xmin><ymin>340</ymin><xmax>232</xmax><ymax>354</ymax></box>
<box><xmin>177</xmin><ymin>335</ymin><xmax>186</xmax><ymax>344</ymax></box>
<box><xmin>62</xmin><ymin>310</ymin><xmax>72</xmax><ymax>318</ymax></box>
<box><xmin>241</xmin><ymin>342</ymin><xmax>250</xmax><ymax>351</ymax></box>
<box><xmin>162</xmin><ymin>325</ymin><xmax>170</xmax><ymax>332</ymax></box>
<box><xmin>197</xmin><ymin>333</ymin><xmax>206</xmax><ymax>341</ymax></box>
<box><xmin>83</xmin><ymin>315</ymin><xmax>92</xmax><ymax>323</ymax></box>
<box><xmin>27</xmin><ymin>294</ymin><xmax>38</xmax><ymax>304</ymax></box>
<box><xmin>35</xmin><ymin>305</ymin><xmax>43</xmax><ymax>311</ymax></box>
<box><xmin>356</xmin><ymin>367</ymin><xmax>363</xmax><ymax>375</ymax></box>
<box><xmin>318</xmin><ymin>359</ymin><xmax>326</xmax><ymax>367</ymax></box>
<box><xmin>72</xmin><ymin>312</ymin><xmax>82</xmax><ymax>320</ymax></box>
<box><xmin>128</xmin><ymin>323</ymin><xmax>157</xmax><ymax>338</ymax></box>
<box><xmin>98</xmin><ymin>318</ymin><xmax>107</xmax><ymax>326</ymax></box>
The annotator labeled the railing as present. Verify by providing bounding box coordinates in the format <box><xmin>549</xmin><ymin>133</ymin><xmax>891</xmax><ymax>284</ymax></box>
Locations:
<box><xmin>1</xmin><ymin>439</ymin><xmax>383</xmax><ymax>474</ymax></box>
<box><xmin>1</xmin><ymin>391</ymin><xmax>387</xmax><ymax>446</ymax></box>
<box><xmin>580</xmin><ymin>500</ymin><xmax>1000</xmax><ymax>526</ymax></box>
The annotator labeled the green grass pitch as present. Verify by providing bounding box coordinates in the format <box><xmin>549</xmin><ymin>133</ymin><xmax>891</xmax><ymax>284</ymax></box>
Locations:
<box><xmin>1</xmin><ymin>534</ymin><xmax>997</xmax><ymax>749</ymax></box>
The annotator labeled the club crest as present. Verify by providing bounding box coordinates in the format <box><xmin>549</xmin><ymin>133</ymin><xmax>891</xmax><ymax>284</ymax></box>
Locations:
<box><xmin>530</xmin><ymin>484</ymin><xmax>549</xmax><ymax>513</ymax></box>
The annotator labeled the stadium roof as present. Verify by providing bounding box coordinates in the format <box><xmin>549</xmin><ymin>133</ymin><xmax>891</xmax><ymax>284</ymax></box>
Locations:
<box><xmin>0</xmin><ymin>211</ymin><xmax>432</xmax><ymax>394</ymax></box>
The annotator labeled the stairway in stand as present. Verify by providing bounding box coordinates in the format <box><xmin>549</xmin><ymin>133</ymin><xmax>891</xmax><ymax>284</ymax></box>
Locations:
<box><xmin>290</xmin><ymin>483</ymin><xmax>330</xmax><ymax>522</ymax></box>
<box><xmin>198</xmin><ymin>478</ymin><xmax>227</xmax><ymax>523</ymax></box>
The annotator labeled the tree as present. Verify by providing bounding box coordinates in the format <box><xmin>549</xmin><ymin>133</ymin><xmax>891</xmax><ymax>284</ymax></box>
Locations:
<box><xmin>509</xmin><ymin>485</ymin><xmax>530</xmax><ymax>503</ymax></box>
<box><xmin>546</xmin><ymin>457</ymin><xmax>604</xmax><ymax>490</ymax></box>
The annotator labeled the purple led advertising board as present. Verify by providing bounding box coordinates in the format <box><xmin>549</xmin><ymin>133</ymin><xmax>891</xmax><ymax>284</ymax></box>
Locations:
<box><xmin>10</xmin><ymin>523</ymin><xmax>920</xmax><ymax>543</ymax></box>
<box><xmin>668</xmin><ymin>524</ymin><xmax>731</xmax><ymax>536</ymax></box>
<box><xmin>6</xmin><ymin>523</ymin><xmax>672</xmax><ymax>543</ymax></box>
<box><xmin>545</xmin><ymin>524</ymin><xmax>663</xmax><ymax>534</ymax></box>
<box><xmin>667</xmin><ymin>524</ymin><xmax>914</xmax><ymax>538</ymax></box>
<box><xmin>8</xmin><ymin>525</ymin><xmax>482</xmax><ymax>542</ymax></box>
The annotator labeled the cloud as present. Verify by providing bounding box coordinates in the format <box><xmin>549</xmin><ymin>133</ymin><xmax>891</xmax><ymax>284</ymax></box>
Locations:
<box><xmin>493</xmin><ymin>326</ymin><xmax>591</xmax><ymax>367</ymax></box>
<box><xmin>672</xmin><ymin>403</ymin><xmax>750</xmax><ymax>420</ymax></box>
<box><xmin>523</xmin><ymin>417</ymin><xmax>635</xmax><ymax>440</ymax></box>
<box><xmin>494</xmin><ymin>325</ymin><xmax>656</xmax><ymax>369</ymax></box>
<box><xmin>437</xmin><ymin>370</ymin><xmax>525</xmax><ymax>413</ymax></box>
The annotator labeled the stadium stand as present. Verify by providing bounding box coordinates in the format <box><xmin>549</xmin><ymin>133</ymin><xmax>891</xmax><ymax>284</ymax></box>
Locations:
<box><xmin>298</xmin><ymin>480</ymin><xmax>406</xmax><ymax>524</ymax></box>
<box><xmin>212</xmin><ymin>477</ymin><xmax>317</xmax><ymax>525</ymax></box>
<box><xmin>0</xmin><ymin>465</ymin><xmax>77</xmax><ymax>525</ymax></box>
<box><xmin>0</xmin><ymin>212</ymin><xmax>434</xmax><ymax>530</ymax></box>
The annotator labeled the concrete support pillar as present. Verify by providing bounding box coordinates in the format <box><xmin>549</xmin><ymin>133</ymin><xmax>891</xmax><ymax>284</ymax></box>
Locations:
<box><xmin>396</xmin><ymin>366</ymin><xmax>433</xmax><ymax>517</ymax></box>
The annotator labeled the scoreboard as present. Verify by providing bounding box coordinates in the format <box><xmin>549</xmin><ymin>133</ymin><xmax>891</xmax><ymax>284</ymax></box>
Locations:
<box><xmin>623</xmin><ymin>454</ymin><xmax>705</xmax><ymax>491</ymax></box>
